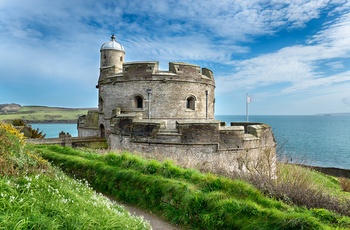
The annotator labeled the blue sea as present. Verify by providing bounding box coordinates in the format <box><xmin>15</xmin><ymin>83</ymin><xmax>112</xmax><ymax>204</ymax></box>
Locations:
<box><xmin>31</xmin><ymin>115</ymin><xmax>350</xmax><ymax>170</ymax></box>
<box><xmin>31</xmin><ymin>123</ymin><xmax>78</xmax><ymax>138</ymax></box>
<box><xmin>216</xmin><ymin>115</ymin><xmax>350</xmax><ymax>170</ymax></box>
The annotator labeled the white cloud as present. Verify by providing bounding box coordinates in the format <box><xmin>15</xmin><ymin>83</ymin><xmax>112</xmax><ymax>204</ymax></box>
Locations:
<box><xmin>217</xmin><ymin>8</ymin><xmax>350</xmax><ymax>95</ymax></box>
<box><xmin>1</xmin><ymin>0</ymin><xmax>350</xmax><ymax>112</ymax></box>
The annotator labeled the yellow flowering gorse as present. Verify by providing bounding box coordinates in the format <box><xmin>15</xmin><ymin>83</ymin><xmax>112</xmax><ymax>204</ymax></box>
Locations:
<box><xmin>0</xmin><ymin>121</ymin><xmax>47</xmax><ymax>175</ymax></box>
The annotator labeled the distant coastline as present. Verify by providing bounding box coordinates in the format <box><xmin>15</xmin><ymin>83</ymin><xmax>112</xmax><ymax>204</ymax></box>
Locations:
<box><xmin>27</xmin><ymin>120</ymin><xmax>77</xmax><ymax>124</ymax></box>
<box><xmin>0</xmin><ymin>103</ymin><xmax>95</xmax><ymax>123</ymax></box>
<box><xmin>300</xmin><ymin>164</ymin><xmax>350</xmax><ymax>179</ymax></box>
<box><xmin>315</xmin><ymin>113</ymin><xmax>350</xmax><ymax>116</ymax></box>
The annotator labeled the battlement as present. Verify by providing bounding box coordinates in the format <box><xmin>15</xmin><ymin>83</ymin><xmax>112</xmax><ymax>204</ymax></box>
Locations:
<box><xmin>123</xmin><ymin>61</ymin><xmax>159</xmax><ymax>78</ymax></box>
<box><xmin>108</xmin><ymin>113</ymin><xmax>274</xmax><ymax>149</ymax></box>
<box><xmin>99</xmin><ymin>61</ymin><xmax>214</xmax><ymax>83</ymax></box>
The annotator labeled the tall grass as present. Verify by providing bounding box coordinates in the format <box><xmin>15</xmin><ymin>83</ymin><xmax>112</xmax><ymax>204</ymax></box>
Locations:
<box><xmin>0</xmin><ymin>122</ymin><xmax>151</xmax><ymax>229</ymax></box>
<box><xmin>339</xmin><ymin>177</ymin><xmax>350</xmax><ymax>192</ymax></box>
<box><xmin>238</xmin><ymin>156</ymin><xmax>350</xmax><ymax>217</ymax></box>
<box><xmin>0</xmin><ymin>172</ymin><xmax>150</xmax><ymax>229</ymax></box>
<box><xmin>36</xmin><ymin>145</ymin><xmax>350</xmax><ymax>230</ymax></box>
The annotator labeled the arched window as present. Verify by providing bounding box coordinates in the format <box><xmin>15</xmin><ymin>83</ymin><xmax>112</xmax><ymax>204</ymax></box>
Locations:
<box><xmin>135</xmin><ymin>95</ymin><xmax>143</xmax><ymax>109</ymax></box>
<box><xmin>186</xmin><ymin>96</ymin><xmax>196</xmax><ymax>110</ymax></box>
<box><xmin>120</xmin><ymin>56</ymin><xmax>123</xmax><ymax>62</ymax></box>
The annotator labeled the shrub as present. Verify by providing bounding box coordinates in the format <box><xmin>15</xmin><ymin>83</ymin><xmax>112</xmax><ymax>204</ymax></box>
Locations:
<box><xmin>339</xmin><ymin>177</ymin><xmax>350</xmax><ymax>192</ymax></box>
<box><xmin>239</xmin><ymin>161</ymin><xmax>350</xmax><ymax>217</ymax></box>
<box><xmin>0</xmin><ymin>121</ymin><xmax>47</xmax><ymax>175</ymax></box>
<box><xmin>9</xmin><ymin>119</ymin><xmax>46</xmax><ymax>138</ymax></box>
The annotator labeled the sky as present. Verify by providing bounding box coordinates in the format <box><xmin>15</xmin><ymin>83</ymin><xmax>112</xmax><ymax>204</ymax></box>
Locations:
<box><xmin>1</xmin><ymin>0</ymin><xmax>350</xmax><ymax>115</ymax></box>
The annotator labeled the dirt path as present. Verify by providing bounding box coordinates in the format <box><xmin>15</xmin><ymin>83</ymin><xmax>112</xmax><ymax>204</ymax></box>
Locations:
<box><xmin>121</xmin><ymin>202</ymin><xmax>182</xmax><ymax>230</ymax></box>
<box><xmin>105</xmin><ymin>195</ymin><xmax>182</xmax><ymax>230</ymax></box>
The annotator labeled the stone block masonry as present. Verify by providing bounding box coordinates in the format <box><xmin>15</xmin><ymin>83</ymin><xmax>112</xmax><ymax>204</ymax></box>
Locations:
<box><xmin>78</xmin><ymin>34</ymin><xmax>277</xmax><ymax>177</ymax></box>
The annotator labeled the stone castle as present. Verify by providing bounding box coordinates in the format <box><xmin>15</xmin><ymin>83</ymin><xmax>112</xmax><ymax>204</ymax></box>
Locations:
<box><xmin>78</xmin><ymin>35</ymin><xmax>276</xmax><ymax>175</ymax></box>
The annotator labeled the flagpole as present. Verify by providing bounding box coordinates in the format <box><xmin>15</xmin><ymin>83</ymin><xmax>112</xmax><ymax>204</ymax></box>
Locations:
<box><xmin>246</xmin><ymin>93</ymin><xmax>249</xmax><ymax>122</ymax></box>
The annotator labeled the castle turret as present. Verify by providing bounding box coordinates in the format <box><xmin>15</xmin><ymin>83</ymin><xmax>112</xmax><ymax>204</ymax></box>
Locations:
<box><xmin>100</xmin><ymin>34</ymin><xmax>125</xmax><ymax>73</ymax></box>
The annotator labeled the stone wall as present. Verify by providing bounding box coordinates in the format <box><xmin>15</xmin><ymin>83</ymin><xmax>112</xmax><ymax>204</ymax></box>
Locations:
<box><xmin>78</xmin><ymin>110</ymin><xmax>99</xmax><ymax>137</ymax></box>
<box><xmin>97</xmin><ymin>61</ymin><xmax>215</xmax><ymax>125</ymax></box>
<box><xmin>107</xmin><ymin>114</ymin><xmax>276</xmax><ymax>177</ymax></box>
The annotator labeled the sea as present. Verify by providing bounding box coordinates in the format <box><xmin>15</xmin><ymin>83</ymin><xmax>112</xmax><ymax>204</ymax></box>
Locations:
<box><xmin>30</xmin><ymin>115</ymin><xmax>350</xmax><ymax>170</ymax></box>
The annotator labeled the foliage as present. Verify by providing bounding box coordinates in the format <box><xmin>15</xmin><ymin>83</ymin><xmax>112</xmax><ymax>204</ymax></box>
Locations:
<box><xmin>221</xmin><ymin>146</ymin><xmax>350</xmax><ymax>217</ymax></box>
<box><xmin>0</xmin><ymin>172</ymin><xmax>150</xmax><ymax>229</ymax></box>
<box><xmin>10</xmin><ymin>119</ymin><xmax>26</xmax><ymax>126</ymax></box>
<box><xmin>9</xmin><ymin>119</ymin><xmax>46</xmax><ymax>138</ymax></box>
<box><xmin>35</xmin><ymin>145</ymin><xmax>350</xmax><ymax>230</ymax></box>
<box><xmin>0</xmin><ymin>121</ymin><xmax>47</xmax><ymax>176</ymax></box>
<box><xmin>0</xmin><ymin>123</ymin><xmax>151</xmax><ymax>230</ymax></box>
<box><xmin>339</xmin><ymin>177</ymin><xmax>350</xmax><ymax>192</ymax></box>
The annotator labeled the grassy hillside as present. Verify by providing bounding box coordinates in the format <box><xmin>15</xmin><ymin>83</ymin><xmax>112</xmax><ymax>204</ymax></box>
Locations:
<box><xmin>35</xmin><ymin>145</ymin><xmax>350</xmax><ymax>230</ymax></box>
<box><xmin>0</xmin><ymin>105</ymin><xmax>93</xmax><ymax>123</ymax></box>
<box><xmin>0</xmin><ymin>122</ymin><xmax>151</xmax><ymax>229</ymax></box>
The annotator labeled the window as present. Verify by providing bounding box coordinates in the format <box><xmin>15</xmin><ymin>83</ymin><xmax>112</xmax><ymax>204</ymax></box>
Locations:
<box><xmin>100</xmin><ymin>124</ymin><xmax>105</xmax><ymax>138</ymax></box>
<box><xmin>120</xmin><ymin>56</ymin><xmax>123</xmax><ymax>62</ymax></box>
<box><xmin>135</xmin><ymin>96</ymin><xmax>143</xmax><ymax>109</ymax></box>
<box><xmin>186</xmin><ymin>96</ymin><xmax>195</xmax><ymax>110</ymax></box>
<box><xmin>99</xmin><ymin>97</ymin><xmax>103</xmax><ymax>112</ymax></box>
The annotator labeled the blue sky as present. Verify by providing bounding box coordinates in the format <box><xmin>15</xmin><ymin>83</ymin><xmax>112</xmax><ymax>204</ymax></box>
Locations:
<box><xmin>1</xmin><ymin>0</ymin><xmax>350</xmax><ymax>115</ymax></box>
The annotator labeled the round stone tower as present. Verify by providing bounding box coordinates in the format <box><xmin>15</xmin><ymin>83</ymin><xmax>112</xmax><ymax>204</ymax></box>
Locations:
<box><xmin>97</xmin><ymin>35</ymin><xmax>215</xmax><ymax>136</ymax></box>
<box><xmin>100</xmin><ymin>34</ymin><xmax>125</xmax><ymax>75</ymax></box>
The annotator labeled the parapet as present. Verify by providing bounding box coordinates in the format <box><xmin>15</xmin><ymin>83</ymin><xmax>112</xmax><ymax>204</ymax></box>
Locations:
<box><xmin>202</xmin><ymin>68</ymin><xmax>213</xmax><ymax>79</ymax></box>
<box><xmin>99</xmin><ymin>61</ymin><xmax>214</xmax><ymax>83</ymax></box>
<box><xmin>169</xmin><ymin>62</ymin><xmax>200</xmax><ymax>75</ymax></box>
<box><xmin>123</xmin><ymin>61</ymin><xmax>159</xmax><ymax>78</ymax></box>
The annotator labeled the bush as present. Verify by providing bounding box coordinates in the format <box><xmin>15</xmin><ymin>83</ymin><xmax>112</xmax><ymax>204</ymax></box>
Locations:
<box><xmin>339</xmin><ymin>177</ymin><xmax>350</xmax><ymax>192</ymax></box>
<box><xmin>0</xmin><ymin>121</ymin><xmax>47</xmax><ymax>175</ymax></box>
<box><xmin>239</xmin><ymin>161</ymin><xmax>350</xmax><ymax>217</ymax></box>
<box><xmin>9</xmin><ymin>119</ymin><xmax>46</xmax><ymax>138</ymax></box>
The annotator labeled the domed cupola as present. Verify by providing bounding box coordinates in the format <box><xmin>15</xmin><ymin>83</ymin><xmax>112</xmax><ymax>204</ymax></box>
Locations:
<box><xmin>100</xmin><ymin>34</ymin><xmax>125</xmax><ymax>72</ymax></box>
<box><xmin>100</xmin><ymin>34</ymin><xmax>124</xmax><ymax>51</ymax></box>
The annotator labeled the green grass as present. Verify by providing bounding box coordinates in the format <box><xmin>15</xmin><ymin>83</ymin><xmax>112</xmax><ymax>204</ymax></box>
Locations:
<box><xmin>35</xmin><ymin>145</ymin><xmax>350</xmax><ymax>230</ymax></box>
<box><xmin>0</xmin><ymin>172</ymin><xmax>150</xmax><ymax>229</ymax></box>
<box><xmin>278</xmin><ymin>163</ymin><xmax>350</xmax><ymax>200</ymax></box>
<box><xmin>0</xmin><ymin>122</ymin><xmax>151</xmax><ymax>230</ymax></box>
<box><xmin>0</xmin><ymin>106</ymin><xmax>91</xmax><ymax>122</ymax></box>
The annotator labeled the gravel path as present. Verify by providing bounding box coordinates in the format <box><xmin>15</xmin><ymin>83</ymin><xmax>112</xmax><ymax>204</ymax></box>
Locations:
<box><xmin>121</xmin><ymin>202</ymin><xmax>182</xmax><ymax>230</ymax></box>
<box><xmin>105</xmin><ymin>195</ymin><xmax>182</xmax><ymax>230</ymax></box>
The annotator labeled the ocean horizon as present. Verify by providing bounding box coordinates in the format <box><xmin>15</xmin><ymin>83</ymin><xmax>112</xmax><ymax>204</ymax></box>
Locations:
<box><xmin>31</xmin><ymin>115</ymin><xmax>350</xmax><ymax>170</ymax></box>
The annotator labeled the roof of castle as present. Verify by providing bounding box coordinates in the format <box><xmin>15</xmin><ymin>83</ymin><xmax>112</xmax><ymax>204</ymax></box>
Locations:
<box><xmin>100</xmin><ymin>34</ymin><xmax>124</xmax><ymax>51</ymax></box>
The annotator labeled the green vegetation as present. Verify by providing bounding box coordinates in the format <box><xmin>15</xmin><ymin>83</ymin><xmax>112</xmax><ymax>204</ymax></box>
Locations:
<box><xmin>0</xmin><ymin>122</ymin><xmax>151</xmax><ymax>229</ymax></box>
<box><xmin>339</xmin><ymin>177</ymin><xmax>350</xmax><ymax>192</ymax></box>
<box><xmin>35</xmin><ymin>145</ymin><xmax>350</xmax><ymax>230</ymax></box>
<box><xmin>10</xmin><ymin>119</ymin><xmax>46</xmax><ymax>138</ymax></box>
<box><xmin>3</xmin><ymin>118</ymin><xmax>350</xmax><ymax>229</ymax></box>
<box><xmin>243</xmin><ymin>161</ymin><xmax>350</xmax><ymax>217</ymax></box>
<box><xmin>0</xmin><ymin>105</ymin><xmax>91</xmax><ymax>123</ymax></box>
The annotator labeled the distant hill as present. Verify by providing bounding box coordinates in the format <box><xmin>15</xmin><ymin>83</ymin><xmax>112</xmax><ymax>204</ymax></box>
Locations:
<box><xmin>0</xmin><ymin>103</ymin><xmax>22</xmax><ymax>113</ymax></box>
<box><xmin>0</xmin><ymin>104</ymin><xmax>96</xmax><ymax>123</ymax></box>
